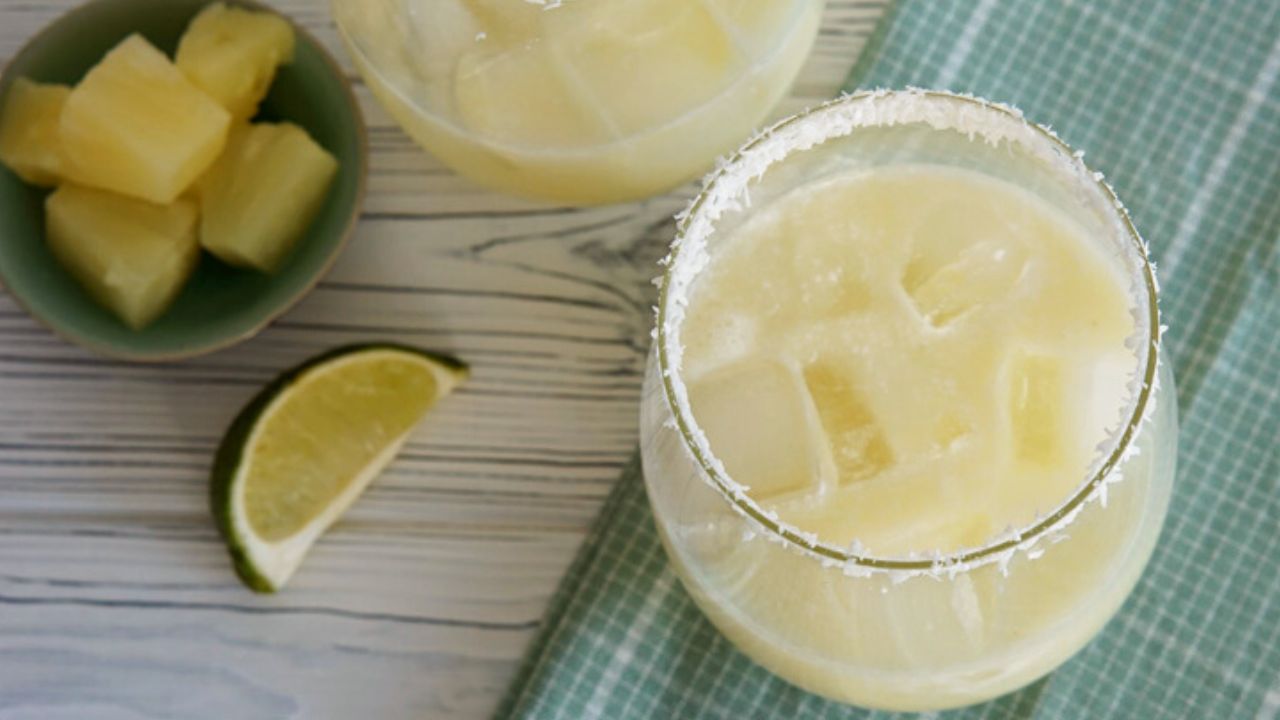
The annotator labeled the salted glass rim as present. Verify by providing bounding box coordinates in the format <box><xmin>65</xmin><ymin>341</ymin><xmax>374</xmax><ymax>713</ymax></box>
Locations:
<box><xmin>655</xmin><ymin>89</ymin><xmax>1163</xmax><ymax>576</ymax></box>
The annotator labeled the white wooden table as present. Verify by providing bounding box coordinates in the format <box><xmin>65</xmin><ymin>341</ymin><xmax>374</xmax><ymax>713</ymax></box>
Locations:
<box><xmin>0</xmin><ymin>3</ymin><xmax>887</xmax><ymax>717</ymax></box>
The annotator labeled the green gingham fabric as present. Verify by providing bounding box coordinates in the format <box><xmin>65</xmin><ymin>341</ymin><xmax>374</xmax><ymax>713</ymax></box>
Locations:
<box><xmin>496</xmin><ymin>1</ymin><xmax>1280</xmax><ymax>717</ymax></box>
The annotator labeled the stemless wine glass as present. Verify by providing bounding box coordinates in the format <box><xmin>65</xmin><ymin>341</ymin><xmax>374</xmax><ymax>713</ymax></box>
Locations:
<box><xmin>331</xmin><ymin>0</ymin><xmax>825</xmax><ymax>205</ymax></box>
<box><xmin>640</xmin><ymin>90</ymin><xmax>1178</xmax><ymax>711</ymax></box>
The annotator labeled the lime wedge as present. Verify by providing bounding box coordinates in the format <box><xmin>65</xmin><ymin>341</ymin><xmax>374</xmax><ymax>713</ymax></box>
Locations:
<box><xmin>211</xmin><ymin>343</ymin><xmax>468</xmax><ymax>592</ymax></box>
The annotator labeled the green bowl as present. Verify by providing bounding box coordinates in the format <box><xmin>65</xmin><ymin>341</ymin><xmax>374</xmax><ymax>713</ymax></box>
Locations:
<box><xmin>0</xmin><ymin>0</ymin><xmax>367</xmax><ymax>361</ymax></box>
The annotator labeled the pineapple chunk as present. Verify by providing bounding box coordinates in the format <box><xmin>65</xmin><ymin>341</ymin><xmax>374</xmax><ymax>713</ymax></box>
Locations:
<box><xmin>59</xmin><ymin>34</ymin><xmax>230</xmax><ymax>204</ymax></box>
<box><xmin>199</xmin><ymin>122</ymin><xmax>337</xmax><ymax>272</ymax></box>
<box><xmin>46</xmin><ymin>184</ymin><xmax>199</xmax><ymax>330</ymax></box>
<box><xmin>0</xmin><ymin>78</ymin><xmax>70</xmax><ymax>186</ymax></box>
<box><xmin>176</xmin><ymin>3</ymin><xmax>295</xmax><ymax>120</ymax></box>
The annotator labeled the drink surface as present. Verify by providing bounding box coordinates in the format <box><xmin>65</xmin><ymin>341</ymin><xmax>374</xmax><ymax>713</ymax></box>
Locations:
<box><xmin>681</xmin><ymin>164</ymin><xmax>1138</xmax><ymax>557</ymax></box>
<box><xmin>332</xmin><ymin>0</ymin><xmax>822</xmax><ymax>203</ymax></box>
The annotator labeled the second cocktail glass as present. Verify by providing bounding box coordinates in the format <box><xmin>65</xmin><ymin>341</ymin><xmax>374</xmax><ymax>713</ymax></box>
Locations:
<box><xmin>332</xmin><ymin>0</ymin><xmax>824</xmax><ymax>205</ymax></box>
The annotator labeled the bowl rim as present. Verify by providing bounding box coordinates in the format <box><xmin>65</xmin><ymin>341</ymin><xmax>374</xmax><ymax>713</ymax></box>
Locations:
<box><xmin>0</xmin><ymin>0</ymin><xmax>369</xmax><ymax>363</ymax></box>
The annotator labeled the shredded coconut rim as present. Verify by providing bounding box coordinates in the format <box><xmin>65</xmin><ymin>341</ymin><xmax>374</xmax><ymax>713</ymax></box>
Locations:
<box><xmin>655</xmin><ymin>89</ymin><xmax>1165</xmax><ymax>580</ymax></box>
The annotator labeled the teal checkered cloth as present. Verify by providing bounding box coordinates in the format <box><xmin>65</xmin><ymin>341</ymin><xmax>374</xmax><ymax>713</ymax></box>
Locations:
<box><xmin>496</xmin><ymin>1</ymin><xmax>1280</xmax><ymax>717</ymax></box>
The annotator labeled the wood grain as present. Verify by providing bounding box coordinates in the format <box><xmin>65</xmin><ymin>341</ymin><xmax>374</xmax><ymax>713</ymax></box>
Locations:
<box><xmin>0</xmin><ymin>2</ymin><xmax>888</xmax><ymax>717</ymax></box>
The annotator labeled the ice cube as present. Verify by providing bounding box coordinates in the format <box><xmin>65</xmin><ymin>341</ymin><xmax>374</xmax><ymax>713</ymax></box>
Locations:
<box><xmin>453</xmin><ymin>41</ymin><xmax>613</xmax><ymax>147</ymax></box>
<box><xmin>704</xmin><ymin>0</ymin><xmax>799</xmax><ymax>54</ymax></box>
<box><xmin>784</xmin><ymin>173</ymin><xmax>879</xmax><ymax>319</ymax></box>
<box><xmin>688</xmin><ymin>358</ymin><xmax>820</xmax><ymax>502</ymax></box>
<box><xmin>862</xmin><ymin>502</ymin><xmax>996</xmax><ymax>558</ymax></box>
<box><xmin>403</xmin><ymin>0</ymin><xmax>482</xmax><ymax>80</ymax></box>
<box><xmin>940</xmin><ymin>573</ymin><xmax>990</xmax><ymax>648</ymax></box>
<box><xmin>933</xmin><ymin>412</ymin><xmax>972</xmax><ymax>451</ymax></box>
<box><xmin>544</xmin><ymin>0</ymin><xmax>742</xmax><ymax>133</ymax></box>
<box><xmin>802</xmin><ymin>361</ymin><xmax>893</xmax><ymax>486</ymax></box>
<box><xmin>903</xmin><ymin>237</ymin><xmax>1029</xmax><ymax>328</ymax></box>
<box><xmin>1007</xmin><ymin>351</ymin><xmax>1065</xmax><ymax>466</ymax></box>
<box><xmin>1078</xmin><ymin>348</ymin><xmax>1135</xmax><ymax>449</ymax></box>
<box><xmin>680</xmin><ymin>310</ymin><xmax>758</xmax><ymax>382</ymax></box>
<box><xmin>791</xmin><ymin>223</ymin><xmax>872</xmax><ymax>318</ymax></box>
<box><xmin>463</xmin><ymin>0</ymin><xmax>545</xmax><ymax>45</ymax></box>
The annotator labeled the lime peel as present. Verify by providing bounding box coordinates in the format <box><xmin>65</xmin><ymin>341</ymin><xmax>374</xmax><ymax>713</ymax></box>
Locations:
<box><xmin>210</xmin><ymin>343</ymin><xmax>467</xmax><ymax>592</ymax></box>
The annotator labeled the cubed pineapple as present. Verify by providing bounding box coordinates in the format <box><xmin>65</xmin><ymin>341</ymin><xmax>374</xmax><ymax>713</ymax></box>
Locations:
<box><xmin>176</xmin><ymin>3</ymin><xmax>295</xmax><ymax>120</ymax></box>
<box><xmin>0</xmin><ymin>78</ymin><xmax>70</xmax><ymax>186</ymax></box>
<box><xmin>46</xmin><ymin>184</ymin><xmax>199</xmax><ymax>330</ymax></box>
<box><xmin>59</xmin><ymin>34</ymin><xmax>230</xmax><ymax>204</ymax></box>
<box><xmin>199</xmin><ymin>122</ymin><xmax>337</xmax><ymax>272</ymax></box>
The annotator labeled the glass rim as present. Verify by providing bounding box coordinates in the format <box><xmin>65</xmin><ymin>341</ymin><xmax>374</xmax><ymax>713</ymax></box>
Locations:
<box><xmin>655</xmin><ymin>89</ymin><xmax>1163</xmax><ymax>573</ymax></box>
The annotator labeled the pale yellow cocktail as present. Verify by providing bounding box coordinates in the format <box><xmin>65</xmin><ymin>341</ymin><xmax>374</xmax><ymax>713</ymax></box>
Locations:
<box><xmin>641</xmin><ymin>91</ymin><xmax>1176</xmax><ymax>710</ymax></box>
<box><xmin>332</xmin><ymin>0</ymin><xmax>823</xmax><ymax>205</ymax></box>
